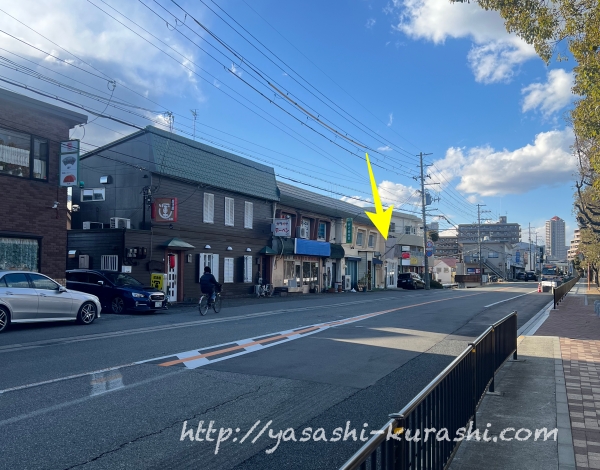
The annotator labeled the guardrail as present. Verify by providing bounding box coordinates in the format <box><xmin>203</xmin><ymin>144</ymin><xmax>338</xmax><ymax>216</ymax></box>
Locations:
<box><xmin>553</xmin><ymin>276</ymin><xmax>581</xmax><ymax>309</ymax></box>
<box><xmin>339</xmin><ymin>311</ymin><xmax>518</xmax><ymax>470</ymax></box>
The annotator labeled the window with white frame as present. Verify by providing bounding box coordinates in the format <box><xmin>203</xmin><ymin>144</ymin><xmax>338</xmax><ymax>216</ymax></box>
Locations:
<box><xmin>301</xmin><ymin>219</ymin><xmax>310</xmax><ymax>236</ymax></box>
<box><xmin>405</xmin><ymin>225</ymin><xmax>413</xmax><ymax>235</ymax></box>
<box><xmin>199</xmin><ymin>253</ymin><xmax>219</xmax><ymax>282</ymax></box>
<box><xmin>244</xmin><ymin>202</ymin><xmax>253</xmax><ymax>229</ymax></box>
<box><xmin>224</xmin><ymin>257</ymin><xmax>234</xmax><ymax>283</ymax></box>
<box><xmin>81</xmin><ymin>188</ymin><xmax>105</xmax><ymax>202</ymax></box>
<box><xmin>203</xmin><ymin>193</ymin><xmax>214</xmax><ymax>223</ymax></box>
<box><xmin>356</xmin><ymin>231</ymin><xmax>364</xmax><ymax>246</ymax></box>
<box><xmin>243</xmin><ymin>255</ymin><xmax>253</xmax><ymax>283</ymax></box>
<box><xmin>225</xmin><ymin>197</ymin><xmax>234</xmax><ymax>226</ymax></box>
<box><xmin>389</xmin><ymin>222</ymin><xmax>396</xmax><ymax>233</ymax></box>
<box><xmin>101</xmin><ymin>255</ymin><xmax>118</xmax><ymax>271</ymax></box>
<box><xmin>317</xmin><ymin>222</ymin><xmax>326</xmax><ymax>241</ymax></box>
<box><xmin>368</xmin><ymin>233</ymin><xmax>375</xmax><ymax>248</ymax></box>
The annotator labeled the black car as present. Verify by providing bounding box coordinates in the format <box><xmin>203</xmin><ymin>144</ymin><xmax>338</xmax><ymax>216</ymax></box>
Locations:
<box><xmin>398</xmin><ymin>272</ymin><xmax>425</xmax><ymax>289</ymax></box>
<box><xmin>66</xmin><ymin>270</ymin><xmax>166</xmax><ymax>314</ymax></box>
<box><xmin>525</xmin><ymin>271</ymin><xmax>537</xmax><ymax>281</ymax></box>
<box><xmin>516</xmin><ymin>272</ymin><xmax>526</xmax><ymax>281</ymax></box>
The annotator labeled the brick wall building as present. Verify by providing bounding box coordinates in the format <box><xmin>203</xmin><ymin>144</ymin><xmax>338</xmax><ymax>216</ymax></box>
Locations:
<box><xmin>0</xmin><ymin>89</ymin><xmax>87</xmax><ymax>281</ymax></box>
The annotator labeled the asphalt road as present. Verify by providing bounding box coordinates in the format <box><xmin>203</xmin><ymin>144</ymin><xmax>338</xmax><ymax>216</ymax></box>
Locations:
<box><xmin>0</xmin><ymin>283</ymin><xmax>551</xmax><ymax>470</ymax></box>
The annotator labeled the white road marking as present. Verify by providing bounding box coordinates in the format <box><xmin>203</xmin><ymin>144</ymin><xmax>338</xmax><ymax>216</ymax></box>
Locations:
<box><xmin>484</xmin><ymin>291</ymin><xmax>536</xmax><ymax>308</ymax></box>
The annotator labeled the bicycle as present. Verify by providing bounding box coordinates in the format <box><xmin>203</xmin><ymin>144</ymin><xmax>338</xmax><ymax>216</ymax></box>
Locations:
<box><xmin>199</xmin><ymin>286</ymin><xmax>222</xmax><ymax>316</ymax></box>
<box><xmin>255</xmin><ymin>283</ymin><xmax>273</xmax><ymax>298</ymax></box>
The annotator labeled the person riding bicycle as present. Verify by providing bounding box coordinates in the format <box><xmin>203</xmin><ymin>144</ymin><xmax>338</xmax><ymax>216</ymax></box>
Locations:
<box><xmin>200</xmin><ymin>266</ymin><xmax>220</xmax><ymax>304</ymax></box>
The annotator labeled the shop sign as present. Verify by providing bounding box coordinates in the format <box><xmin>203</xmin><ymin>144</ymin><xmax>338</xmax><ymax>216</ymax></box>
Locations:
<box><xmin>151</xmin><ymin>198</ymin><xmax>178</xmax><ymax>222</ymax></box>
<box><xmin>273</xmin><ymin>218</ymin><xmax>292</xmax><ymax>237</ymax></box>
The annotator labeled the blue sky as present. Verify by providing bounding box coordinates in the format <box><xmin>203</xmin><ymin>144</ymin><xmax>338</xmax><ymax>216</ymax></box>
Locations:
<box><xmin>0</xmin><ymin>0</ymin><xmax>578</xmax><ymax>244</ymax></box>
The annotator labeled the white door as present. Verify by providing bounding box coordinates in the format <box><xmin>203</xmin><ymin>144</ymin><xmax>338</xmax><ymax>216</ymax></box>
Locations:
<box><xmin>168</xmin><ymin>253</ymin><xmax>178</xmax><ymax>302</ymax></box>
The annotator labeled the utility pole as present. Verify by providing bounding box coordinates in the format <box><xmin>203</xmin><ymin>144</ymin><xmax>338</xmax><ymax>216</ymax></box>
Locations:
<box><xmin>528</xmin><ymin>223</ymin><xmax>532</xmax><ymax>271</ymax></box>
<box><xmin>477</xmin><ymin>204</ymin><xmax>485</xmax><ymax>285</ymax></box>
<box><xmin>191</xmin><ymin>109</ymin><xmax>198</xmax><ymax>140</ymax></box>
<box><xmin>418</xmin><ymin>152</ymin><xmax>433</xmax><ymax>290</ymax></box>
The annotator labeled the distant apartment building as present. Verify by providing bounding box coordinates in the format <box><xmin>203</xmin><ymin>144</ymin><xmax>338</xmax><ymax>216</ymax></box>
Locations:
<box><xmin>545</xmin><ymin>216</ymin><xmax>567</xmax><ymax>261</ymax></box>
<box><xmin>458</xmin><ymin>216</ymin><xmax>521</xmax><ymax>244</ymax></box>
<box><xmin>435</xmin><ymin>236</ymin><xmax>459</xmax><ymax>258</ymax></box>
<box><xmin>567</xmin><ymin>228</ymin><xmax>581</xmax><ymax>262</ymax></box>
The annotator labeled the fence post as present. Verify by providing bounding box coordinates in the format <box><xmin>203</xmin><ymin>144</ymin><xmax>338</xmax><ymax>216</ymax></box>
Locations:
<box><xmin>490</xmin><ymin>326</ymin><xmax>495</xmax><ymax>393</ymax></box>
<box><xmin>552</xmin><ymin>287</ymin><xmax>556</xmax><ymax>310</ymax></box>
<box><xmin>513</xmin><ymin>311</ymin><xmax>518</xmax><ymax>360</ymax></box>
<box><xmin>472</xmin><ymin>346</ymin><xmax>477</xmax><ymax>430</ymax></box>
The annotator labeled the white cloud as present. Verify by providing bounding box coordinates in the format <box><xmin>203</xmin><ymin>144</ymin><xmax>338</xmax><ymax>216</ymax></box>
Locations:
<box><xmin>522</xmin><ymin>69</ymin><xmax>574</xmax><ymax>116</ymax></box>
<box><xmin>0</xmin><ymin>1</ymin><xmax>206</xmax><ymax>96</ymax></box>
<box><xmin>377</xmin><ymin>145</ymin><xmax>393</xmax><ymax>151</ymax></box>
<box><xmin>340</xmin><ymin>181</ymin><xmax>419</xmax><ymax>209</ymax></box>
<box><xmin>435</xmin><ymin>128</ymin><xmax>576</xmax><ymax>197</ymax></box>
<box><xmin>366</xmin><ymin>18</ymin><xmax>376</xmax><ymax>28</ymax></box>
<box><xmin>340</xmin><ymin>196</ymin><xmax>371</xmax><ymax>208</ymax></box>
<box><xmin>392</xmin><ymin>0</ymin><xmax>537</xmax><ymax>83</ymax></box>
<box><xmin>230</xmin><ymin>63</ymin><xmax>243</xmax><ymax>77</ymax></box>
<box><xmin>387</xmin><ymin>112</ymin><xmax>393</xmax><ymax>127</ymax></box>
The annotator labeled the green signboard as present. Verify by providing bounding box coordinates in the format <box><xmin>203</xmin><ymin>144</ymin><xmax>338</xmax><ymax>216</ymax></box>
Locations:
<box><xmin>346</xmin><ymin>218</ymin><xmax>353</xmax><ymax>244</ymax></box>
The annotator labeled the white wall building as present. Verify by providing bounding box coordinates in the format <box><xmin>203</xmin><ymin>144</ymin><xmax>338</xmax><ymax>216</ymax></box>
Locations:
<box><xmin>545</xmin><ymin>216</ymin><xmax>567</xmax><ymax>261</ymax></box>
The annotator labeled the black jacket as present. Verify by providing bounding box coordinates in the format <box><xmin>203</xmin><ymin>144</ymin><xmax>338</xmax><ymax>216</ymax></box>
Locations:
<box><xmin>200</xmin><ymin>273</ymin><xmax>219</xmax><ymax>293</ymax></box>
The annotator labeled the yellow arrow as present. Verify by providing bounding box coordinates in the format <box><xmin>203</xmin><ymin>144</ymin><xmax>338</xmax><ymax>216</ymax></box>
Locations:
<box><xmin>364</xmin><ymin>152</ymin><xmax>393</xmax><ymax>239</ymax></box>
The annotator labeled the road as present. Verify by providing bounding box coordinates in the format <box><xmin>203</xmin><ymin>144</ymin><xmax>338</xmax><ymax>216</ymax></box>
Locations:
<box><xmin>0</xmin><ymin>283</ymin><xmax>551</xmax><ymax>470</ymax></box>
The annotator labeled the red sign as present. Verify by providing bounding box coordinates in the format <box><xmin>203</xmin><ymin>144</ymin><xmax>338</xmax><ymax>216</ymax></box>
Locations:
<box><xmin>401</xmin><ymin>252</ymin><xmax>410</xmax><ymax>259</ymax></box>
<box><xmin>151</xmin><ymin>198</ymin><xmax>178</xmax><ymax>222</ymax></box>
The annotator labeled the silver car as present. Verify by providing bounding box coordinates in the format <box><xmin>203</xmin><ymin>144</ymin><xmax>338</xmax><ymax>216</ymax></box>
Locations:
<box><xmin>0</xmin><ymin>270</ymin><xmax>101</xmax><ymax>333</ymax></box>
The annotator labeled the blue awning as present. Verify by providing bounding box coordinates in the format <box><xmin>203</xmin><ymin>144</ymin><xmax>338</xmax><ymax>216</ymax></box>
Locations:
<box><xmin>372</xmin><ymin>259</ymin><xmax>383</xmax><ymax>265</ymax></box>
<box><xmin>346</xmin><ymin>256</ymin><xmax>362</xmax><ymax>261</ymax></box>
<box><xmin>294</xmin><ymin>239</ymin><xmax>331</xmax><ymax>256</ymax></box>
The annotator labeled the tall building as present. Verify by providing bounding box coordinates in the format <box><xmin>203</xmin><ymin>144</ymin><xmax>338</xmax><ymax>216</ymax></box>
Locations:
<box><xmin>567</xmin><ymin>228</ymin><xmax>581</xmax><ymax>262</ymax></box>
<box><xmin>545</xmin><ymin>216</ymin><xmax>567</xmax><ymax>261</ymax></box>
<box><xmin>435</xmin><ymin>236</ymin><xmax>459</xmax><ymax>258</ymax></box>
<box><xmin>458</xmin><ymin>216</ymin><xmax>521</xmax><ymax>244</ymax></box>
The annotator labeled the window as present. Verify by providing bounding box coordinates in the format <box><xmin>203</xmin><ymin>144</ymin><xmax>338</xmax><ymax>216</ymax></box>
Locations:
<box><xmin>244</xmin><ymin>202</ymin><xmax>253</xmax><ymax>229</ymax></box>
<box><xmin>81</xmin><ymin>188</ymin><xmax>105</xmax><ymax>202</ymax></box>
<box><xmin>224</xmin><ymin>257</ymin><xmax>234</xmax><ymax>283</ymax></box>
<box><xmin>356</xmin><ymin>231</ymin><xmax>364</xmax><ymax>246</ymax></box>
<box><xmin>389</xmin><ymin>222</ymin><xmax>396</xmax><ymax>233</ymax></box>
<box><xmin>87</xmin><ymin>273</ymin><xmax>105</xmax><ymax>285</ymax></box>
<box><xmin>101</xmin><ymin>255</ymin><xmax>118</xmax><ymax>271</ymax></box>
<box><xmin>405</xmin><ymin>226</ymin><xmax>413</xmax><ymax>235</ymax></box>
<box><xmin>0</xmin><ymin>276</ymin><xmax>6</xmax><ymax>287</ymax></box>
<box><xmin>3</xmin><ymin>273</ymin><xmax>30</xmax><ymax>288</ymax></box>
<box><xmin>301</xmin><ymin>219</ymin><xmax>310</xmax><ymax>237</ymax></box>
<box><xmin>436</xmin><ymin>267</ymin><xmax>442</xmax><ymax>273</ymax></box>
<box><xmin>203</xmin><ymin>193</ymin><xmax>214</xmax><ymax>223</ymax></box>
<box><xmin>317</xmin><ymin>222</ymin><xmax>327</xmax><ymax>241</ymax></box>
<box><xmin>283</xmin><ymin>261</ymin><xmax>295</xmax><ymax>285</ymax></box>
<box><xmin>33</xmin><ymin>138</ymin><xmax>48</xmax><ymax>180</ymax></box>
<box><xmin>444</xmin><ymin>267</ymin><xmax>450</xmax><ymax>273</ymax></box>
<box><xmin>243</xmin><ymin>255</ymin><xmax>253</xmax><ymax>283</ymax></box>
<box><xmin>225</xmin><ymin>197</ymin><xmax>234</xmax><ymax>226</ymax></box>
<box><xmin>199</xmin><ymin>253</ymin><xmax>220</xmax><ymax>282</ymax></box>
<box><xmin>0</xmin><ymin>127</ymin><xmax>31</xmax><ymax>178</ymax></box>
<box><xmin>368</xmin><ymin>233</ymin><xmax>375</xmax><ymax>248</ymax></box>
<box><xmin>29</xmin><ymin>273</ymin><xmax>59</xmax><ymax>290</ymax></box>
<box><xmin>0</xmin><ymin>237</ymin><xmax>39</xmax><ymax>271</ymax></box>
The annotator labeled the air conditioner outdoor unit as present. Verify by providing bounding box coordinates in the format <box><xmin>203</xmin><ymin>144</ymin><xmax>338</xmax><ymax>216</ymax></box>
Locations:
<box><xmin>83</xmin><ymin>221</ymin><xmax>103</xmax><ymax>230</ymax></box>
<box><xmin>110</xmin><ymin>217</ymin><xmax>131</xmax><ymax>229</ymax></box>
<box><xmin>344</xmin><ymin>275</ymin><xmax>351</xmax><ymax>290</ymax></box>
<box><xmin>296</xmin><ymin>226</ymin><xmax>308</xmax><ymax>239</ymax></box>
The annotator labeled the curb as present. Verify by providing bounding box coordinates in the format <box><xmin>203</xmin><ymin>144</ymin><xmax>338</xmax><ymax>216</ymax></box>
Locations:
<box><xmin>518</xmin><ymin>299</ymin><xmax>554</xmax><ymax>336</ymax></box>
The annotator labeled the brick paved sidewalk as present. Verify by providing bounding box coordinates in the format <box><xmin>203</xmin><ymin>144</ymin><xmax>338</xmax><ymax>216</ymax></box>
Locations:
<box><xmin>536</xmin><ymin>294</ymin><xmax>600</xmax><ymax>469</ymax></box>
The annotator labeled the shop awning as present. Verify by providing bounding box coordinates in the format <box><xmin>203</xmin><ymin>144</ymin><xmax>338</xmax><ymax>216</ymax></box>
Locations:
<box><xmin>258</xmin><ymin>246</ymin><xmax>278</xmax><ymax>255</ymax></box>
<box><xmin>346</xmin><ymin>256</ymin><xmax>362</xmax><ymax>261</ymax></box>
<box><xmin>295</xmin><ymin>239</ymin><xmax>331</xmax><ymax>257</ymax></box>
<box><xmin>159</xmin><ymin>238</ymin><xmax>195</xmax><ymax>250</ymax></box>
<box><xmin>372</xmin><ymin>259</ymin><xmax>383</xmax><ymax>265</ymax></box>
<box><xmin>329</xmin><ymin>244</ymin><xmax>345</xmax><ymax>259</ymax></box>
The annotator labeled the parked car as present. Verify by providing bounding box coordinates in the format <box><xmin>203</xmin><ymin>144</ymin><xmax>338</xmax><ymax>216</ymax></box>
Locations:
<box><xmin>0</xmin><ymin>270</ymin><xmax>101</xmax><ymax>333</ymax></box>
<box><xmin>398</xmin><ymin>272</ymin><xmax>425</xmax><ymax>289</ymax></box>
<box><xmin>516</xmin><ymin>272</ymin><xmax>526</xmax><ymax>280</ymax></box>
<box><xmin>66</xmin><ymin>270</ymin><xmax>166</xmax><ymax>314</ymax></box>
<box><xmin>525</xmin><ymin>271</ymin><xmax>537</xmax><ymax>281</ymax></box>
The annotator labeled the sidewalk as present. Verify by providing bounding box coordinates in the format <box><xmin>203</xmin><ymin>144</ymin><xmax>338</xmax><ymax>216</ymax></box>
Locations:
<box><xmin>451</xmin><ymin>282</ymin><xmax>600</xmax><ymax>470</ymax></box>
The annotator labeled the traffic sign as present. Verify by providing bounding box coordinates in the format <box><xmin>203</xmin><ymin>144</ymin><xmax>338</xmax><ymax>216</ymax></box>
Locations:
<box><xmin>426</xmin><ymin>241</ymin><xmax>434</xmax><ymax>248</ymax></box>
<box><xmin>426</xmin><ymin>250</ymin><xmax>433</xmax><ymax>257</ymax></box>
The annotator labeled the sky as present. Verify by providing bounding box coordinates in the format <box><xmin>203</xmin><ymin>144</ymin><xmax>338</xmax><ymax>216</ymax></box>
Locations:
<box><xmin>0</xmin><ymin>0</ymin><xmax>579</xmax><ymax>245</ymax></box>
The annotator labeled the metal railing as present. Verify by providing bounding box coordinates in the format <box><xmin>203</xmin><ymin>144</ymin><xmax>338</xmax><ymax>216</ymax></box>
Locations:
<box><xmin>339</xmin><ymin>311</ymin><xmax>518</xmax><ymax>470</ymax></box>
<box><xmin>553</xmin><ymin>275</ymin><xmax>581</xmax><ymax>309</ymax></box>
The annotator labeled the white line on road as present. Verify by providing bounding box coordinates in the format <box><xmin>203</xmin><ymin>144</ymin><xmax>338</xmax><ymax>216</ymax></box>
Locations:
<box><xmin>484</xmin><ymin>291</ymin><xmax>537</xmax><ymax>308</ymax></box>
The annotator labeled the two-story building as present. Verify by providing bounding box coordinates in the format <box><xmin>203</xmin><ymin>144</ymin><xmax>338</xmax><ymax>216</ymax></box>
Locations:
<box><xmin>0</xmin><ymin>89</ymin><xmax>87</xmax><ymax>282</ymax></box>
<box><xmin>68</xmin><ymin>126</ymin><xmax>279</xmax><ymax>301</ymax></box>
<box><xmin>383</xmin><ymin>212</ymin><xmax>426</xmax><ymax>287</ymax></box>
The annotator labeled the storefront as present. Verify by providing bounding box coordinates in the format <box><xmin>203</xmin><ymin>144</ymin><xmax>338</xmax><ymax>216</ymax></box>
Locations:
<box><xmin>385</xmin><ymin>259</ymin><xmax>398</xmax><ymax>288</ymax></box>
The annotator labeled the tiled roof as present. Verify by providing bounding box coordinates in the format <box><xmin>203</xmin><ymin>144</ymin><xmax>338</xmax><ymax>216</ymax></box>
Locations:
<box><xmin>147</xmin><ymin>127</ymin><xmax>279</xmax><ymax>201</ymax></box>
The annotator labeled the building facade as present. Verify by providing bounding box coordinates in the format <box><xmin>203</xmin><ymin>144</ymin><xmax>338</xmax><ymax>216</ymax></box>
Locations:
<box><xmin>567</xmin><ymin>228</ymin><xmax>581</xmax><ymax>262</ymax></box>
<box><xmin>0</xmin><ymin>89</ymin><xmax>86</xmax><ymax>282</ymax></box>
<box><xmin>384</xmin><ymin>212</ymin><xmax>426</xmax><ymax>287</ymax></box>
<box><xmin>545</xmin><ymin>216</ymin><xmax>567</xmax><ymax>261</ymax></box>
<box><xmin>435</xmin><ymin>236</ymin><xmax>459</xmax><ymax>258</ymax></box>
<box><xmin>69</xmin><ymin>126</ymin><xmax>279</xmax><ymax>301</ymax></box>
<box><xmin>458</xmin><ymin>216</ymin><xmax>521</xmax><ymax>244</ymax></box>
